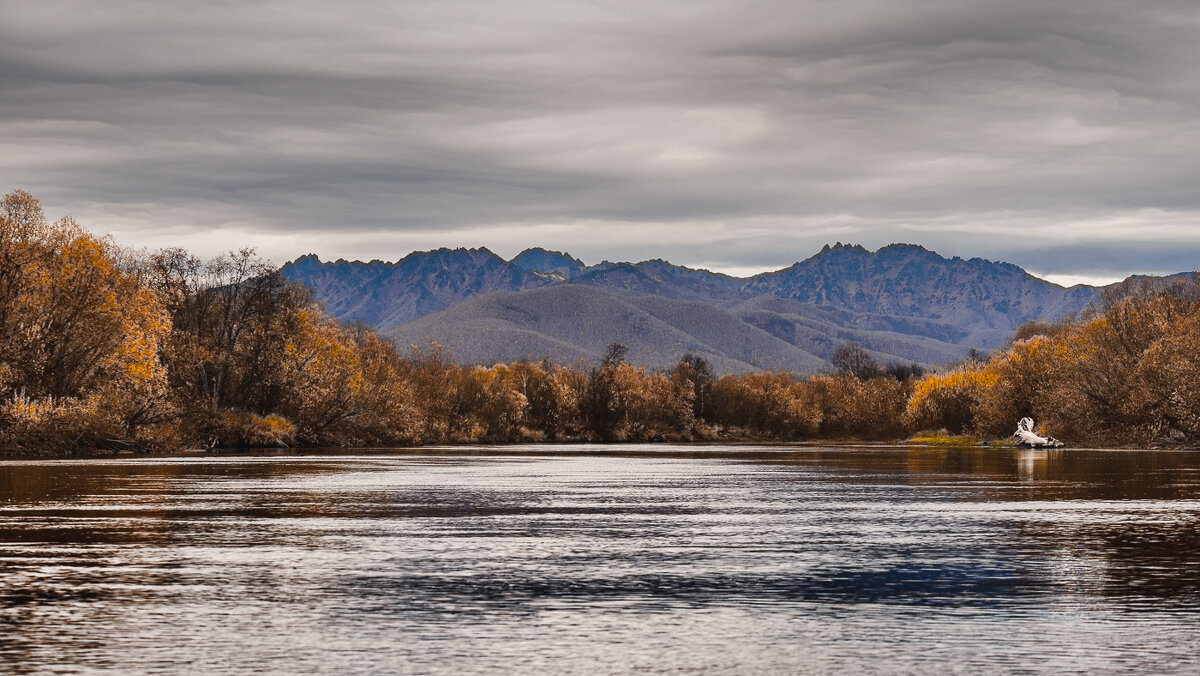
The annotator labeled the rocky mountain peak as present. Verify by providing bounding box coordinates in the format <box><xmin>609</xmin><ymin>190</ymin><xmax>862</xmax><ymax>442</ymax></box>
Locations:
<box><xmin>510</xmin><ymin>248</ymin><xmax>586</xmax><ymax>278</ymax></box>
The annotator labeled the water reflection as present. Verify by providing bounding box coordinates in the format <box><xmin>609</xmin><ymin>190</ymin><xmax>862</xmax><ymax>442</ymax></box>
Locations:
<box><xmin>1017</xmin><ymin>448</ymin><xmax>1047</xmax><ymax>480</ymax></box>
<box><xmin>1</xmin><ymin>446</ymin><xmax>1199</xmax><ymax>673</ymax></box>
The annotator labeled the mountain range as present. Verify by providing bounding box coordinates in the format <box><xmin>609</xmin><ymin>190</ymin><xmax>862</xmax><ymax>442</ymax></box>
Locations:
<box><xmin>280</xmin><ymin>243</ymin><xmax>1120</xmax><ymax>373</ymax></box>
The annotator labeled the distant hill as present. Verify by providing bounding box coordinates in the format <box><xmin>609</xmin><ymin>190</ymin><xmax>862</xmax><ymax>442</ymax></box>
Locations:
<box><xmin>384</xmin><ymin>286</ymin><xmax>822</xmax><ymax>373</ymax></box>
<box><xmin>281</xmin><ymin>242</ymin><xmax>1129</xmax><ymax>372</ymax></box>
<box><xmin>385</xmin><ymin>286</ymin><xmax>979</xmax><ymax>373</ymax></box>
<box><xmin>571</xmin><ymin>260</ymin><xmax>745</xmax><ymax>301</ymax></box>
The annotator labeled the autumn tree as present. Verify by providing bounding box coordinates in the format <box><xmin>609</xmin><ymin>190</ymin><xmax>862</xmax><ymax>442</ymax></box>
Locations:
<box><xmin>401</xmin><ymin>345</ymin><xmax>495</xmax><ymax>442</ymax></box>
<box><xmin>0</xmin><ymin>190</ymin><xmax>52</xmax><ymax>380</ymax></box>
<box><xmin>808</xmin><ymin>373</ymin><xmax>908</xmax><ymax>439</ymax></box>
<box><xmin>341</xmin><ymin>325</ymin><xmax>424</xmax><ymax>445</ymax></box>
<box><xmin>710</xmin><ymin>372</ymin><xmax>817</xmax><ymax>439</ymax></box>
<box><xmin>148</xmin><ymin>248</ymin><xmax>312</xmax><ymax>413</ymax></box>
<box><xmin>669</xmin><ymin>353</ymin><xmax>715</xmax><ymax>423</ymax></box>
<box><xmin>969</xmin><ymin>334</ymin><xmax>1075</xmax><ymax>438</ymax></box>
<box><xmin>275</xmin><ymin>309</ymin><xmax>365</xmax><ymax>444</ymax></box>
<box><xmin>581</xmin><ymin>343</ymin><xmax>656</xmax><ymax>441</ymax></box>
<box><xmin>904</xmin><ymin>367</ymin><xmax>997</xmax><ymax>435</ymax></box>
<box><xmin>831</xmin><ymin>341</ymin><xmax>880</xmax><ymax>380</ymax></box>
<box><xmin>1136</xmin><ymin>310</ymin><xmax>1200</xmax><ymax>441</ymax></box>
<box><xmin>509</xmin><ymin>359</ymin><xmax>583</xmax><ymax>440</ymax></box>
<box><xmin>0</xmin><ymin>190</ymin><xmax>172</xmax><ymax>451</ymax></box>
<box><xmin>471</xmin><ymin>364</ymin><xmax>532</xmax><ymax>442</ymax></box>
<box><xmin>636</xmin><ymin>371</ymin><xmax>698</xmax><ymax>440</ymax></box>
<box><xmin>144</xmin><ymin>246</ymin><xmax>388</xmax><ymax>446</ymax></box>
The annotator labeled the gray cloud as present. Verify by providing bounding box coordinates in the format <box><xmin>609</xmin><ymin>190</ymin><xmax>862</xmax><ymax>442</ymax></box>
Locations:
<box><xmin>2</xmin><ymin>0</ymin><xmax>1199</xmax><ymax>282</ymax></box>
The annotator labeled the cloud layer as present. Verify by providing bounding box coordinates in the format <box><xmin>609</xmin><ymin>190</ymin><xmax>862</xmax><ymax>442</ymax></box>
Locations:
<box><xmin>4</xmin><ymin>0</ymin><xmax>1199</xmax><ymax>281</ymax></box>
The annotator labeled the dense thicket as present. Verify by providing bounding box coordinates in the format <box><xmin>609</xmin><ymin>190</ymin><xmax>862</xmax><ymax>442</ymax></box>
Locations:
<box><xmin>2</xmin><ymin>190</ymin><xmax>1197</xmax><ymax>454</ymax></box>
<box><xmin>908</xmin><ymin>277</ymin><xmax>1200</xmax><ymax>447</ymax></box>
<box><xmin>0</xmin><ymin>191</ymin><xmax>420</xmax><ymax>452</ymax></box>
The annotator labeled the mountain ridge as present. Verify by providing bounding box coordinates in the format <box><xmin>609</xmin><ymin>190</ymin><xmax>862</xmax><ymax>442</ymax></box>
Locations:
<box><xmin>279</xmin><ymin>243</ymin><xmax>1180</xmax><ymax>372</ymax></box>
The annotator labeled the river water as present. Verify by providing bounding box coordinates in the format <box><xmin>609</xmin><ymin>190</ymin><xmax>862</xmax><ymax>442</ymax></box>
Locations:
<box><xmin>2</xmin><ymin>445</ymin><xmax>1199</xmax><ymax>674</ymax></box>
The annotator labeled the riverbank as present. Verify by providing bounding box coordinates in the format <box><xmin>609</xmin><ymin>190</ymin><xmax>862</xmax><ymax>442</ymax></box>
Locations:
<box><xmin>5</xmin><ymin>436</ymin><xmax>1192</xmax><ymax>461</ymax></box>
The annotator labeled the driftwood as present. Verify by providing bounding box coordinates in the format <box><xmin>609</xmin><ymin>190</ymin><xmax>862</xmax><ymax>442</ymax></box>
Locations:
<box><xmin>1013</xmin><ymin>417</ymin><xmax>1064</xmax><ymax>448</ymax></box>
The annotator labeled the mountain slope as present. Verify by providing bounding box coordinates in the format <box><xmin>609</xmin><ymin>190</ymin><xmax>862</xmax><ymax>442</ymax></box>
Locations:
<box><xmin>728</xmin><ymin>296</ymin><xmax>973</xmax><ymax>367</ymax></box>
<box><xmin>281</xmin><ymin>248</ymin><xmax>551</xmax><ymax>327</ymax></box>
<box><xmin>743</xmin><ymin>243</ymin><xmax>1099</xmax><ymax>337</ymax></box>
<box><xmin>384</xmin><ymin>285</ymin><xmax>986</xmax><ymax>373</ymax></box>
<box><xmin>283</xmin><ymin>243</ymin><xmax>1103</xmax><ymax>333</ymax></box>
<box><xmin>572</xmin><ymin>260</ymin><xmax>745</xmax><ymax>300</ymax></box>
<box><xmin>283</xmin><ymin>242</ymin><xmax>1130</xmax><ymax>372</ymax></box>
<box><xmin>386</xmin><ymin>286</ymin><xmax>828</xmax><ymax>373</ymax></box>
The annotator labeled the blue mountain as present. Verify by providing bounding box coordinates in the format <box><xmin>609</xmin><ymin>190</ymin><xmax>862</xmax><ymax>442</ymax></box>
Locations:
<box><xmin>281</xmin><ymin>248</ymin><xmax>551</xmax><ymax>328</ymax></box>
<box><xmin>509</xmin><ymin>248</ymin><xmax>585</xmax><ymax>280</ymax></box>
<box><xmin>279</xmin><ymin>243</ymin><xmax>1123</xmax><ymax>371</ymax></box>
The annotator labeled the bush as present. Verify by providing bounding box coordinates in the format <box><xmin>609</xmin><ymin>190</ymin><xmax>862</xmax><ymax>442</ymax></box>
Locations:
<box><xmin>214</xmin><ymin>411</ymin><xmax>296</xmax><ymax>448</ymax></box>
<box><xmin>905</xmin><ymin>368</ymin><xmax>997</xmax><ymax>435</ymax></box>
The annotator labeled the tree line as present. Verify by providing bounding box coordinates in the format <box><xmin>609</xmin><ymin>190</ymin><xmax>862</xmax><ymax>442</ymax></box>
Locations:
<box><xmin>908</xmin><ymin>275</ymin><xmax>1200</xmax><ymax>447</ymax></box>
<box><xmin>2</xmin><ymin>190</ymin><xmax>1197</xmax><ymax>454</ymax></box>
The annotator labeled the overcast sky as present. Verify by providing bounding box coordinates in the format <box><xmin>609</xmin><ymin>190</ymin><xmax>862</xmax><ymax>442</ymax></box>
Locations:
<box><xmin>3</xmin><ymin>0</ymin><xmax>1199</xmax><ymax>284</ymax></box>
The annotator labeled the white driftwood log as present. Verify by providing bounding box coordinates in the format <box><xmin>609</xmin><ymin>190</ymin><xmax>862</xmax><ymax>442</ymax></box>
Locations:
<box><xmin>1013</xmin><ymin>417</ymin><xmax>1064</xmax><ymax>448</ymax></box>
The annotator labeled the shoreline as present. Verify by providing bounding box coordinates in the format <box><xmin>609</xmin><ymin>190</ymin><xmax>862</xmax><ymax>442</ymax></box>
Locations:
<box><xmin>3</xmin><ymin>439</ymin><xmax>1195</xmax><ymax>461</ymax></box>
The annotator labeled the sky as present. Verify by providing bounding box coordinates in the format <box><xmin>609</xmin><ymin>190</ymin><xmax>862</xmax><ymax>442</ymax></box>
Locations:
<box><xmin>3</xmin><ymin>0</ymin><xmax>1200</xmax><ymax>286</ymax></box>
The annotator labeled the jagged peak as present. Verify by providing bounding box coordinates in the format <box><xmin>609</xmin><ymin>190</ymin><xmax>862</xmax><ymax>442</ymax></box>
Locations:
<box><xmin>282</xmin><ymin>253</ymin><xmax>380</xmax><ymax>269</ymax></box>
<box><xmin>820</xmin><ymin>242</ymin><xmax>938</xmax><ymax>258</ymax></box>
<box><xmin>510</xmin><ymin>247</ymin><xmax>585</xmax><ymax>267</ymax></box>
<box><xmin>572</xmin><ymin>258</ymin><xmax>740</xmax><ymax>281</ymax></box>
<box><xmin>282</xmin><ymin>246</ymin><xmax>506</xmax><ymax>269</ymax></box>
<box><xmin>282</xmin><ymin>253</ymin><xmax>323</xmax><ymax>267</ymax></box>
<box><xmin>591</xmin><ymin>260</ymin><xmax>639</xmax><ymax>271</ymax></box>
<box><xmin>283</xmin><ymin>243</ymin><xmax>1106</xmax><ymax>294</ymax></box>
<box><xmin>630</xmin><ymin>258</ymin><xmax>741</xmax><ymax>280</ymax></box>
<box><xmin>392</xmin><ymin>246</ymin><xmax>507</xmax><ymax>267</ymax></box>
<box><xmin>877</xmin><ymin>243</ymin><xmax>934</xmax><ymax>255</ymax></box>
<box><xmin>417</xmin><ymin>245</ymin><xmax>502</xmax><ymax>259</ymax></box>
<box><xmin>790</xmin><ymin>242</ymin><xmax>869</xmax><ymax>267</ymax></box>
<box><xmin>819</xmin><ymin>242</ymin><xmax>870</xmax><ymax>254</ymax></box>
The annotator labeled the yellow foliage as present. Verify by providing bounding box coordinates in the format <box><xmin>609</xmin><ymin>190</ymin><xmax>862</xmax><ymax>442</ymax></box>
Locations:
<box><xmin>906</xmin><ymin>367</ymin><xmax>997</xmax><ymax>435</ymax></box>
<box><xmin>7</xmin><ymin>186</ymin><xmax>1200</xmax><ymax>453</ymax></box>
<box><xmin>219</xmin><ymin>411</ymin><xmax>296</xmax><ymax>448</ymax></box>
<box><xmin>1</xmin><ymin>191</ymin><xmax>175</xmax><ymax>451</ymax></box>
<box><xmin>908</xmin><ymin>369</ymin><xmax>998</xmax><ymax>412</ymax></box>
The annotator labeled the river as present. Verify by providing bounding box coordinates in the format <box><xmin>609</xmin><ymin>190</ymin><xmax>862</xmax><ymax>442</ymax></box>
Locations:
<box><xmin>2</xmin><ymin>445</ymin><xmax>1199</xmax><ymax>674</ymax></box>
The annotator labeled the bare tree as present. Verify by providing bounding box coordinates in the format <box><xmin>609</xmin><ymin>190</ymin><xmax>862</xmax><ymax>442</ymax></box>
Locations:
<box><xmin>831</xmin><ymin>341</ymin><xmax>879</xmax><ymax>380</ymax></box>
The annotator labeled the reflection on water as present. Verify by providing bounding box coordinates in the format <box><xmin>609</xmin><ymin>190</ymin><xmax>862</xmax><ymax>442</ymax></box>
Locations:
<box><xmin>2</xmin><ymin>446</ymin><xmax>1200</xmax><ymax>674</ymax></box>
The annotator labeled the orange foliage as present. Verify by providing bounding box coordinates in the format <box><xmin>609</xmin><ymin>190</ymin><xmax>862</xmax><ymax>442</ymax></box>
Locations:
<box><xmin>1</xmin><ymin>191</ymin><xmax>173</xmax><ymax>452</ymax></box>
<box><xmin>6</xmin><ymin>187</ymin><xmax>1199</xmax><ymax>454</ymax></box>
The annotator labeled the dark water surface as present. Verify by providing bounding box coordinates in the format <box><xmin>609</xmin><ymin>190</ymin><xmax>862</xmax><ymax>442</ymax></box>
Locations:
<box><xmin>2</xmin><ymin>445</ymin><xmax>1199</xmax><ymax>674</ymax></box>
